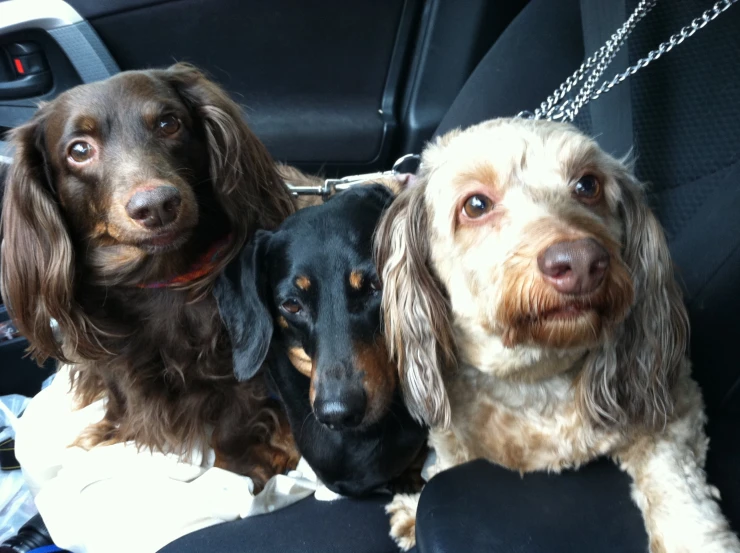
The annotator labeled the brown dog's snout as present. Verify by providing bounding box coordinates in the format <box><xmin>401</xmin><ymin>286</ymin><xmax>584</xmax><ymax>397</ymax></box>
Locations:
<box><xmin>126</xmin><ymin>185</ymin><xmax>182</xmax><ymax>229</ymax></box>
<box><xmin>538</xmin><ymin>238</ymin><xmax>609</xmax><ymax>295</ymax></box>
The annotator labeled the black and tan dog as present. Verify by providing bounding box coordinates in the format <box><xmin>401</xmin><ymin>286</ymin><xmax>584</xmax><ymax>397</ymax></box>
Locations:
<box><xmin>215</xmin><ymin>184</ymin><xmax>427</xmax><ymax>497</ymax></box>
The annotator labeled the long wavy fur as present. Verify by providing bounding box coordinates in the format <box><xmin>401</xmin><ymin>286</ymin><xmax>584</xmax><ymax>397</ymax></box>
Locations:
<box><xmin>0</xmin><ymin>64</ymin><xmax>298</xmax><ymax>484</ymax></box>
<box><xmin>375</xmin><ymin>185</ymin><xmax>454</xmax><ymax>429</ymax></box>
<box><xmin>576</xmin><ymin>164</ymin><xmax>689</xmax><ymax>429</ymax></box>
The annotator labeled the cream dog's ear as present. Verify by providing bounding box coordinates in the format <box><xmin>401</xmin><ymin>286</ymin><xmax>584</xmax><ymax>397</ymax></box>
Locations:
<box><xmin>374</xmin><ymin>185</ymin><xmax>454</xmax><ymax>429</ymax></box>
<box><xmin>578</xmin><ymin>165</ymin><xmax>688</xmax><ymax>429</ymax></box>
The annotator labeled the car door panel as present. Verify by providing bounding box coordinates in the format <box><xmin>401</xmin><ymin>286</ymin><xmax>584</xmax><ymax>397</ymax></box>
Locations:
<box><xmin>2</xmin><ymin>0</ymin><xmax>422</xmax><ymax>173</ymax></box>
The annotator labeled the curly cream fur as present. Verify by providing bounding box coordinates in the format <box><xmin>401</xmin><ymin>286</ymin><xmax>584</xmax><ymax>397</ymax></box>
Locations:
<box><xmin>376</xmin><ymin>118</ymin><xmax>739</xmax><ymax>552</ymax></box>
<box><xmin>386</xmin><ymin>493</ymin><xmax>421</xmax><ymax>550</ymax></box>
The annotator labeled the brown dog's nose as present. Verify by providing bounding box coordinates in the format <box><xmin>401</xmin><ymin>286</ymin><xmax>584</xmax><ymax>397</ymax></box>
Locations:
<box><xmin>126</xmin><ymin>186</ymin><xmax>181</xmax><ymax>229</ymax></box>
<box><xmin>538</xmin><ymin>238</ymin><xmax>609</xmax><ymax>295</ymax></box>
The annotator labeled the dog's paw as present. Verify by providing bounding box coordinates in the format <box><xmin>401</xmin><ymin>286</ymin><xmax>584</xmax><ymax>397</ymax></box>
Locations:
<box><xmin>386</xmin><ymin>493</ymin><xmax>420</xmax><ymax>551</ymax></box>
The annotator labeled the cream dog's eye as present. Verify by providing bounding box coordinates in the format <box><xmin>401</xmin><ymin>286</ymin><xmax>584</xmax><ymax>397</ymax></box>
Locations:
<box><xmin>462</xmin><ymin>194</ymin><xmax>494</xmax><ymax>218</ymax></box>
<box><xmin>157</xmin><ymin>114</ymin><xmax>181</xmax><ymax>135</ymax></box>
<box><xmin>573</xmin><ymin>175</ymin><xmax>602</xmax><ymax>202</ymax></box>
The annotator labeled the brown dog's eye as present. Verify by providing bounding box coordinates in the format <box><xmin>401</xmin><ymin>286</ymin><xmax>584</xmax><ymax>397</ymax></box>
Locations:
<box><xmin>157</xmin><ymin>114</ymin><xmax>181</xmax><ymax>135</ymax></box>
<box><xmin>281</xmin><ymin>299</ymin><xmax>303</xmax><ymax>315</ymax></box>
<box><xmin>68</xmin><ymin>141</ymin><xmax>96</xmax><ymax>164</ymax></box>
<box><xmin>462</xmin><ymin>194</ymin><xmax>494</xmax><ymax>218</ymax></box>
<box><xmin>573</xmin><ymin>175</ymin><xmax>602</xmax><ymax>202</ymax></box>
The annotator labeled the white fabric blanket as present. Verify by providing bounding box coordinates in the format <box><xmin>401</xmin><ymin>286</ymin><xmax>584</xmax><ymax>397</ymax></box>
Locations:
<box><xmin>15</xmin><ymin>365</ymin><xmax>341</xmax><ymax>553</ymax></box>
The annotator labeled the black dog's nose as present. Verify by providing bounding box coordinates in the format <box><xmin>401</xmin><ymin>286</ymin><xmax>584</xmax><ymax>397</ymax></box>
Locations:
<box><xmin>126</xmin><ymin>185</ymin><xmax>181</xmax><ymax>229</ymax></box>
<box><xmin>314</xmin><ymin>391</ymin><xmax>366</xmax><ymax>430</ymax></box>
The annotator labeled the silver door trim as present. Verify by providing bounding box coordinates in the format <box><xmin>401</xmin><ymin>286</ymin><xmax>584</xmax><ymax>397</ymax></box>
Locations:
<box><xmin>0</xmin><ymin>0</ymin><xmax>119</xmax><ymax>85</ymax></box>
<box><xmin>0</xmin><ymin>0</ymin><xmax>83</xmax><ymax>34</ymax></box>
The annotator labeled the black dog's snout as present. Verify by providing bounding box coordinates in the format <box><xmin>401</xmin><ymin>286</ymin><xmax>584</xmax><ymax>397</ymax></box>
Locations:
<box><xmin>126</xmin><ymin>185</ymin><xmax>181</xmax><ymax>229</ymax></box>
<box><xmin>314</xmin><ymin>388</ymin><xmax>366</xmax><ymax>430</ymax></box>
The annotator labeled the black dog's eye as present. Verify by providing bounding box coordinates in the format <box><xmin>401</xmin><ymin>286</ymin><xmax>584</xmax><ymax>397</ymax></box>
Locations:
<box><xmin>281</xmin><ymin>299</ymin><xmax>303</xmax><ymax>315</ymax></box>
<box><xmin>462</xmin><ymin>194</ymin><xmax>494</xmax><ymax>219</ymax></box>
<box><xmin>573</xmin><ymin>174</ymin><xmax>602</xmax><ymax>203</ymax></box>
<box><xmin>157</xmin><ymin>114</ymin><xmax>181</xmax><ymax>136</ymax></box>
<box><xmin>369</xmin><ymin>278</ymin><xmax>382</xmax><ymax>295</ymax></box>
<box><xmin>68</xmin><ymin>141</ymin><xmax>96</xmax><ymax>164</ymax></box>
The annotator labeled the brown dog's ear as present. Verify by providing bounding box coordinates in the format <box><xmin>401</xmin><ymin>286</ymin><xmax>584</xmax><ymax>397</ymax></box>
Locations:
<box><xmin>1</xmin><ymin>116</ymin><xmax>95</xmax><ymax>364</ymax></box>
<box><xmin>578</xmin><ymin>168</ymin><xmax>688</xmax><ymax>429</ymax></box>
<box><xmin>164</xmin><ymin>63</ymin><xmax>294</xmax><ymax>253</ymax></box>
<box><xmin>374</xmin><ymin>186</ymin><xmax>453</xmax><ymax>428</ymax></box>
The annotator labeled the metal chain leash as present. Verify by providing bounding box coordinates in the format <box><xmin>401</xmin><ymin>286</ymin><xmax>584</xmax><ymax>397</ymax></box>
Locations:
<box><xmin>289</xmin><ymin>0</ymin><xmax>738</xmax><ymax>198</ymax></box>
<box><xmin>534</xmin><ymin>0</ymin><xmax>657</xmax><ymax>120</ymax></box>
<box><xmin>586</xmin><ymin>0</ymin><xmax>737</xmax><ymax>106</ymax></box>
<box><xmin>521</xmin><ymin>0</ymin><xmax>738</xmax><ymax>122</ymax></box>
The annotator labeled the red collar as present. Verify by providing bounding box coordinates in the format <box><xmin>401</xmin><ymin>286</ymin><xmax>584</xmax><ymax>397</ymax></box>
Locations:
<box><xmin>137</xmin><ymin>234</ymin><xmax>234</xmax><ymax>289</ymax></box>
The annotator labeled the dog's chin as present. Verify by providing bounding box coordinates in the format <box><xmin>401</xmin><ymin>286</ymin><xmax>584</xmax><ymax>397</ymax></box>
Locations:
<box><xmin>541</xmin><ymin>304</ymin><xmax>595</xmax><ymax>321</ymax></box>
<box><xmin>535</xmin><ymin>307</ymin><xmax>604</xmax><ymax>348</ymax></box>
<box><xmin>503</xmin><ymin>304</ymin><xmax>611</xmax><ymax>350</ymax></box>
<box><xmin>135</xmin><ymin>228</ymin><xmax>193</xmax><ymax>255</ymax></box>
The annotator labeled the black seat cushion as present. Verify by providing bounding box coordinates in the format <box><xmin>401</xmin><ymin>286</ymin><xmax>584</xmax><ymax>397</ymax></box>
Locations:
<box><xmin>157</xmin><ymin>494</ymin><xmax>409</xmax><ymax>553</ymax></box>
<box><xmin>416</xmin><ymin>434</ymin><xmax>740</xmax><ymax>553</ymax></box>
<box><xmin>416</xmin><ymin>459</ymin><xmax>648</xmax><ymax>553</ymax></box>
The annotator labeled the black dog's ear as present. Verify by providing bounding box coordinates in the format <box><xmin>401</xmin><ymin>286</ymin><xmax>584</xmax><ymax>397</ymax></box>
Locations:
<box><xmin>362</xmin><ymin>182</ymin><xmax>396</xmax><ymax>207</ymax></box>
<box><xmin>341</xmin><ymin>182</ymin><xmax>395</xmax><ymax>210</ymax></box>
<box><xmin>214</xmin><ymin>230</ymin><xmax>273</xmax><ymax>381</ymax></box>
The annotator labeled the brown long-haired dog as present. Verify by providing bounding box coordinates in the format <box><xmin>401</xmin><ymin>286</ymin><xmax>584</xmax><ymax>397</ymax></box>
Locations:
<box><xmin>376</xmin><ymin>118</ymin><xmax>740</xmax><ymax>552</ymax></box>
<box><xmin>0</xmin><ymin>63</ymin><xmax>299</xmax><ymax>488</ymax></box>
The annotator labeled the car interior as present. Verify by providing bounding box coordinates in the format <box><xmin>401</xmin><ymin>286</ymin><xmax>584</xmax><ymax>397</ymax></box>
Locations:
<box><xmin>0</xmin><ymin>0</ymin><xmax>738</xmax><ymax>551</ymax></box>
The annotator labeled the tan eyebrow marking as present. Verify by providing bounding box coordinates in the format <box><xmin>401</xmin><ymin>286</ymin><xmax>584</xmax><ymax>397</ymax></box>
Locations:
<box><xmin>295</xmin><ymin>276</ymin><xmax>311</xmax><ymax>290</ymax></box>
<box><xmin>349</xmin><ymin>270</ymin><xmax>364</xmax><ymax>290</ymax></box>
<box><xmin>73</xmin><ymin>116</ymin><xmax>98</xmax><ymax>134</ymax></box>
<box><xmin>455</xmin><ymin>163</ymin><xmax>499</xmax><ymax>189</ymax></box>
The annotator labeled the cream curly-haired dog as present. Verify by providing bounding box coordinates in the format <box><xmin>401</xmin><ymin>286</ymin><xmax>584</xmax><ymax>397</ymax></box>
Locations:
<box><xmin>375</xmin><ymin>117</ymin><xmax>740</xmax><ymax>552</ymax></box>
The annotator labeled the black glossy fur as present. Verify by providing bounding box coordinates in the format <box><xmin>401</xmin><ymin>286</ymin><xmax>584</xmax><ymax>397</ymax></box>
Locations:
<box><xmin>215</xmin><ymin>184</ymin><xmax>427</xmax><ymax>496</ymax></box>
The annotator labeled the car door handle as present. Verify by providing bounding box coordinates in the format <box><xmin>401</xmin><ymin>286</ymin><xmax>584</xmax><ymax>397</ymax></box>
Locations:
<box><xmin>0</xmin><ymin>72</ymin><xmax>52</xmax><ymax>99</ymax></box>
<box><xmin>0</xmin><ymin>42</ymin><xmax>52</xmax><ymax>100</ymax></box>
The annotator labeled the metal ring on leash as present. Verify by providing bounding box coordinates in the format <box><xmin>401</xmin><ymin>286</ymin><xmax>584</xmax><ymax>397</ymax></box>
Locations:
<box><xmin>285</xmin><ymin>153</ymin><xmax>421</xmax><ymax>199</ymax></box>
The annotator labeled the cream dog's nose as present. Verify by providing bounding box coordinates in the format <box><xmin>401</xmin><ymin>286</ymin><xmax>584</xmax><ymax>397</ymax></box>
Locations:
<box><xmin>538</xmin><ymin>238</ymin><xmax>609</xmax><ymax>295</ymax></box>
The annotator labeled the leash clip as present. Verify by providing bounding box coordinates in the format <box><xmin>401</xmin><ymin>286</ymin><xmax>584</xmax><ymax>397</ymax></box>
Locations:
<box><xmin>287</xmin><ymin>154</ymin><xmax>420</xmax><ymax>199</ymax></box>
